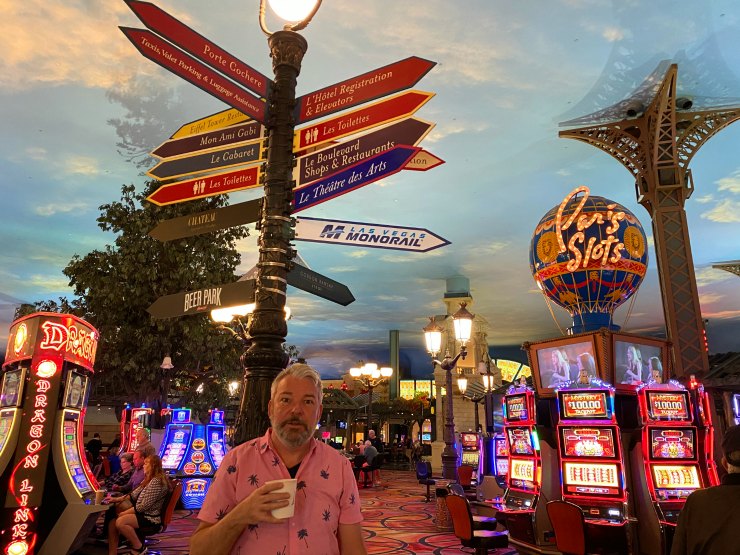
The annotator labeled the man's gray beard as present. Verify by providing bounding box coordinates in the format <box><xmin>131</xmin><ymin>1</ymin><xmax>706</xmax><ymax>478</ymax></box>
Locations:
<box><xmin>273</xmin><ymin>419</ymin><xmax>312</xmax><ymax>448</ymax></box>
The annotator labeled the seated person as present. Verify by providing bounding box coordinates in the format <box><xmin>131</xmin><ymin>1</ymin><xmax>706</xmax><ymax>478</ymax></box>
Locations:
<box><xmin>104</xmin><ymin>452</ymin><xmax>134</xmax><ymax>491</ymax></box>
<box><xmin>107</xmin><ymin>455</ymin><xmax>170</xmax><ymax>555</ymax></box>
<box><xmin>363</xmin><ymin>440</ymin><xmax>378</xmax><ymax>466</ymax></box>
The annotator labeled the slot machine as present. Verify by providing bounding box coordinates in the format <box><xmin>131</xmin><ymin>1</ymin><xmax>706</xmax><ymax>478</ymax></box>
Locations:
<box><xmin>629</xmin><ymin>382</ymin><xmax>709</xmax><ymax>555</ymax></box>
<box><xmin>686</xmin><ymin>376</ymin><xmax>719</xmax><ymax>489</ymax></box>
<box><xmin>0</xmin><ymin>313</ymin><xmax>107</xmax><ymax>555</ymax></box>
<box><xmin>119</xmin><ymin>404</ymin><xmax>153</xmax><ymax>454</ymax></box>
<box><xmin>491</xmin><ymin>433</ymin><xmax>509</xmax><ymax>488</ymax></box>
<box><xmin>158</xmin><ymin>408</ymin><xmax>219</xmax><ymax>509</ymax></box>
<box><xmin>206</xmin><ymin>409</ymin><xmax>227</xmax><ymax>469</ymax></box>
<box><xmin>460</xmin><ymin>432</ymin><xmax>480</xmax><ymax>472</ymax></box>
<box><xmin>556</xmin><ymin>382</ymin><xmax>633</xmax><ymax>553</ymax></box>
<box><xmin>495</xmin><ymin>383</ymin><xmax>558</xmax><ymax>550</ymax></box>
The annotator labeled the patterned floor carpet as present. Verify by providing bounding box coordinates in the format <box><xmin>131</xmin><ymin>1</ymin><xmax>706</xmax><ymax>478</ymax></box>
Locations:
<box><xmin>74</xmin><ymin>469</ymin><xmax>518</xmax><ymax>554</ymax></box>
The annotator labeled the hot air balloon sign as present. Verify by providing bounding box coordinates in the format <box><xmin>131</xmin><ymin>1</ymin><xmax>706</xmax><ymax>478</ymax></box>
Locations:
<box><xmin>529</xmin><ymin>186</ymin><xmax>648</xmax><ymax>334</ymax></box>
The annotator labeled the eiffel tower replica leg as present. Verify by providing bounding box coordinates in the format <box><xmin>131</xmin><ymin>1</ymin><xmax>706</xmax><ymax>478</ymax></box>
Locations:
<box><xmin>560</xmin><ymin>64</ymin><xmax>740</xmax><ymax>378</ymax></box>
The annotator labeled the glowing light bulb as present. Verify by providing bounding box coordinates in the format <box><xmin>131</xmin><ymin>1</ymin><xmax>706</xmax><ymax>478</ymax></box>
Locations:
<box><xmin>268</xmin><ymin>0</ymin><xmax>318</xmax><ymax>22</ymax></box>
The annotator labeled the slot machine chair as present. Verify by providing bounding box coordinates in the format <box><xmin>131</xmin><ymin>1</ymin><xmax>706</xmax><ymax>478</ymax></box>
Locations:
<box><xmin>445</xmin><ymin>493</ymin><xmax>509</xmax><ymax>554</ymax></box>
<box><xmin>416</xmin><ymin>460</ymin><xmax>437</xmax><ymax>502</ymax></box>
<box><xmin>546</xmin><ymin>500</ymin><xmax>605</xmax><ymax>555</ymax></box>
<box><xmin>457</xmin><ymin>464</ymin><xmax>475</xmax><ymax>489</ymax></box>
<box><xmin>447</xmin><ymin>484</ymin><xmax>499</xmax><ymax>530</ymax></box>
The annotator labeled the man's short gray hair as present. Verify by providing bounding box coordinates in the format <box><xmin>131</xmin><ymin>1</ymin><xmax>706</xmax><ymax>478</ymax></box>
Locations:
<box><xmin>271</xmin><ymin>363</ymin><xmax>323</xmax><ymax>404</ymax></box>
<box><xmin>120</xmin><ymin>452</ymin><xmax>134</xmax><ymax>463</ymax></box>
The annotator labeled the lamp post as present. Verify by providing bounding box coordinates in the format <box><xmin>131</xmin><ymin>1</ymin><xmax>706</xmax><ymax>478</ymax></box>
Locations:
<box><xmin>423</xmin><ymin>302</ymin><xmax>474</xmax><ymax>480</ymax></box>
<box><xmin>230</xmin><ymin>0</ymin><xmax>321</xmax><ymax>445</ymax></box>
<box><xmin>348</xmin><ymin>362</ymin><xmax>393</xmax><ymax>438</ymax></box>
<box><xmin>478</xmin><ymin>356</ymin><xmax>497</xmax><ymax>434</ymax></box>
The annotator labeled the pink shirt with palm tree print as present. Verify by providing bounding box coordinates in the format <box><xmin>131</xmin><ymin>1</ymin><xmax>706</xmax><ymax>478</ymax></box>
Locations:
<box><xmin>199</xmin><ymin>429</ymin><xmax>363</xmax><ymax>554</ymax></box>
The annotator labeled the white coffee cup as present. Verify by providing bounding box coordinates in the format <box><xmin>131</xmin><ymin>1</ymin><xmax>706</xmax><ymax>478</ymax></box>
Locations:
<box><xmin>265</xmin><ymin>478</ymin><xmax>297</xmax><ymax>519</ymax></box>
<box><xmin>95</xmin><ymin>489</ymin><xmax>106</xmax><ymax>504</ymax></box>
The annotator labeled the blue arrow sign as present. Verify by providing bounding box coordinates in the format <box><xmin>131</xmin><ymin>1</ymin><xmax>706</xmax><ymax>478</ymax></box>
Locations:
<box><xmin>293</xmin><ymin>145</ymin><xmax>420</xmax><ymax>213</ymax></box>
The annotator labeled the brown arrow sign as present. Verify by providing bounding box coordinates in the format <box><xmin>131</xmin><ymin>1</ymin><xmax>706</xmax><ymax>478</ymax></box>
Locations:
<box><xmin>153</xmin><ymin>120</ymin><xmax>264</xmax><ymax>159</ymax></box>
<box><xmin>295</xmin><ymin>117</ymin><xmax>434</xmax><ymax>187</ymax></box>
<box><xmin>148</xmin><ymin>199</ymin><xmax>262</xmax><ymax>242</ymax></box>
<box><xmin>147</xmin><ymin>138</ymin><xmax>265</xmax><ymax>180</ymax></box>
<box><xmin>287</xmin><ymin>263</ymin><xmax>355</xmax><ymax>306</ymax></box>
<box><xmin>147</xmin><ymin>279</ymin><xmax>256</xmax><ymax>319</ymax></box>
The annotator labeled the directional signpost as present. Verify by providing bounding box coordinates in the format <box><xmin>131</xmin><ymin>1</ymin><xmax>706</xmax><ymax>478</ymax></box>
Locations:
<box><xmin>153</xmin><ymin>120</ymin><xmax>263</xmax><ymax>158</ymax></box>
<box><xmin>147</xmin><ymin>165</ymin><xmax>261</xmax><ymax>206</ymax></box>
<box><xmin>147</xmin><ymin>279</ymin><xmax>256</xmax><ymax>319</ymax></box>
<box><xmin>293</xmin><ymin>145</ymin><xmax>420</xmax><ymax>213</ymax></box>
<box><xmin>295</xmin><ymin>116</ymin><xmax>433</xmax><ymax>186</ymax></box>
<box><xmin>149</xmin><ymin>198</ymin><xmax>262</xmax><ymax>242</ymax></box>
<box><xmin>295</xmin><ymin>216</ymin><xmax>449</xmax><ymax>253</ymax></box>
<box><xmin>125</xmin><ymin>0</ymin><xmax>271</xmax><ymax>97</ymax></box>
<box><xmin>293</xmin><ymin>90</ymin><xmax>433</xmax><ymax>152</ymax></box>
<box><xmin>296</xmin><ymin>56</ymin><xmax>435</xmax><ymax>124</ymax></box>
<box><xmin>147</xmin><ymin>138</ymin><xmax>264</xmax><ymax>180</ymax></box>
<box><xmin>120</xmin><ymin>28</ymin><xmax>267</xmax><ymax>123</ymax></box>
<box><xmin>405</xmin><ymin>149</ymin><xmax>445</xmax><ymax>171</ymax></box>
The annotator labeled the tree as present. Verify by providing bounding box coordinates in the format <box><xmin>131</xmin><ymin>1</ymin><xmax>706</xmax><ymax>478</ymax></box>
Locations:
<box><xmin>39</xmin><ymin>181</ymin><xmax>250</xmax><ymax>416</ymax></box>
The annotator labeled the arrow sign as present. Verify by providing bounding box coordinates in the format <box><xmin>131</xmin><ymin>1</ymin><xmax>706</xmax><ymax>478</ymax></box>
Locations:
<box><xmin>295</xmin><ymin>117</ymin><xmax>434</xmax><ymax>187</ymax></box>
<box><xmin>147</xmin><ymin>166</ymin><xmax>261</xmax><ymax>206</ymax></box>
<box><xmin>121</xmin><ymin>27</ymin><xmax>267</xmax><ymax>123</ymax></box>
<box><xmin>149</xmin><ymin>199</ymin><xmax>262</xmax><ymax>242</ymax></box>
<box><xmin>147</xmin><ymin>138</ymin><xmax>265</xmax><ymax>180</ymax></box>
<box><xmin>287</xmin><ymin>263</ymin><xmax>355</xmax><ymax>306</ymax></box>
<box><xmin>147</xmin><ymin>279</ymin><xmax>256</xmax><ymax>319</ymax></box>
<box><xmin>296</xmin><ymin>56</ymin><xmax>436</xmax><ymax>124</ymax></box>
<box><xmin>124</xmin><ymin>0</ymin><xmax>271</xmax><ymax>97</ymax></box>
<box><xmin>293</xmin><ymin>145</ymin><xmax>420</xmax><ymax>214</ymax></box>
<box><xmin>295</xmin><ymin>217</ymin><xmax>450</xmax><ymax>253</ymax></box>
<box><xmin>170</xmin><ymin>108</ymin><xmax>250</xmax><ymax>139</ymax></box>
<box><xmin>294</xmin><ymin>90</ymin><xmax>433</xmax><ymax>152</ymax></box>
<box><xmin>405</xmin><ymin>149</ymin><xmax>445</xmax><ymax>172</ymax></box>
<box><xmin>153</xmin><ymin>120</ymin><xmax>263</xmax><ymax>158</ymax></box>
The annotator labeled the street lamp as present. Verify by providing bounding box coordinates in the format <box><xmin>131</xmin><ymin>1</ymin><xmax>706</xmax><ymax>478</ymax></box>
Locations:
<box><xmin>423</xmin><ymin>302</ymin><xmax>474</xmax><ymax>480</ymax></box>
<box><xmin>478</xmin><ymin>355</ymin><xmax>497</xmax><ymax>434</ymax></box>
<box><xmin>348</xmin><ymin>361</ymin><xmax>393</xmax><ymax>439</ymax></box>
<box><xmin>232</xmin><ymin>0</ymin><xmax>318</xmax><ymax>442</ymax></box>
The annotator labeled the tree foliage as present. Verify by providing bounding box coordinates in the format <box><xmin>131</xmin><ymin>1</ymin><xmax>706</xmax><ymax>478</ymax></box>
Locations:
<box><xmin>22</xmin><ymin>181</ymin><xmax>251</xmax><ymax>418</ymax></box>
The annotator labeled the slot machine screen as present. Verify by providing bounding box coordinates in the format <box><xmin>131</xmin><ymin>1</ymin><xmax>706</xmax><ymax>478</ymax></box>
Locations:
<box><xmin>650</xmin><ymin>428</ymin><xmax>696</xmax><ymax>460</ymax></box>
<box><xmin>63</xmin><ymin>420</ymin><xmax>93</xmax><ymax>495</ymax></box>
<box><xmin>651</xmin><ymin>465</ymin><xmax>701</xmax><ymax>497</ymax></box>
<box><xmin>494</xmin><ymin>435</ymin><xmax>509</xmax><ymax>475</ymax></box>
<box><xmin>207</xmin><ymin>425</ymin><xmax>226</xmax><ymax>468</ymax></box>
<box><xmin>505</xmin><ymin>394</ymin><xmax>529</xmax><ymax>422</ymax></box>
<box><xmin>646</xmin><ymin>391</ymin><xmax>690</xmax><ymax>421</ymax></box>
<box><xmin>461</xmin><ymin>433</ymin><xmax>478</xmax><ymax>450</ymax></box>
<box><xmin>560</xmin><ymin>391</ymin><xmax>610</xmax><ymax>420</ymax></box>
<box><xmin>0</xmin><ymin>409</ymin><xmax>16</xmax><ymax>453</ymax></box>
<box><xmin>563</xmin><ymin>461</ymin><xmax>620</xmax><ymax>496</ymax></box>
<box><xmin>507</xmin><ymin>427</ymin><xmax>534</xmax><ymax>455</ymax></box>
<box><xmin>162</xmin><ymin>425</ymin><xmax>192</xmax><ymax>470</ymax></box>
<box><xmin>560</xmin><ymin>427</ymin><xmax>617</xmax><ymax>458</ymax></box>
<box><xmin>509</xmin><ymin>458</ymin><xmax>536</xmax><ymax>491</ymax></box>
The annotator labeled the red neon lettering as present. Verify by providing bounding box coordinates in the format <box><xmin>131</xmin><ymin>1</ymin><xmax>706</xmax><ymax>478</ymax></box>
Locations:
<box><xmin>31</xmin><ymin>410</ymin><xmax>46</xmax><ymax>423</ymax></box>
<box><xmin>20</xmin><ymin>479</ymin><xmax>33</xmax><ymax>492</ymax></box>
<box><xmin>37</xmin><ymin>379</ymin><xmax>51</xmax><ymax>393</ymax></box>
<box><xmin>39</xmin><ymin>321</ymin><xmax>68</xmax><ymax>351</ymax></box>
<box><xmin>20</xmin><ymin>493</ymin><xmax>29</xmax><ymax>506</ymax></box>
<box><xmin>14</xmin><ymin>508</ymin><xmax>31</xmax><ymax>523</ymax></box>
<box><xmin>26</xmin><ymin>440</ymin><xmax>41</xmax><ymax>453</ymax></box>
<box><xmin>12</xmin><ymin>523</ymin><xmax>29</xmax><ymax>539</ymax></box>
<box><xmin>23</xmin><ymin>454</ymin><xmax>39</xmax><ymax>469</ymax></box>
<box><xmin>34</xmin><ymin>395</ymin><xmax>48</xmax><ymax>408</ymax></box>
<box><xmin>30</xmin><ymin>424</ymin><xmax>43</xmax><ymax>438</ymax></box>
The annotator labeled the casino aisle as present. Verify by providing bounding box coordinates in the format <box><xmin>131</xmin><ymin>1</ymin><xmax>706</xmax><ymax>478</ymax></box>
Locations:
<box><xmin>73</xmin><ymin>469</ymin><xmax>519</xmax><ymax>554</ymax></box>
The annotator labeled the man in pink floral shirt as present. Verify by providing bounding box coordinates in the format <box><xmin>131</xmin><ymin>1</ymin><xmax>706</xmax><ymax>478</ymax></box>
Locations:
<box><xmin>191</xmin><ymin>364</ymin><xmax>366</xmax><ymax>555</ymax></box>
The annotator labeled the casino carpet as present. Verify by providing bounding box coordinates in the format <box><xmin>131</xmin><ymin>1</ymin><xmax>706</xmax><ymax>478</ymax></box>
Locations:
<box><xmin>74</xmin><ymin>469</ymin><xmax>517</xmax><ymax>554</ymax></box>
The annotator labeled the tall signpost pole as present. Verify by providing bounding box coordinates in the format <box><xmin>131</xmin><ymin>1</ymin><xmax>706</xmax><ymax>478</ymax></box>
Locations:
<box><xmin>234</xmin><ymin>30</ymin><xmax>306</xmax><ymax>445</ymax></box>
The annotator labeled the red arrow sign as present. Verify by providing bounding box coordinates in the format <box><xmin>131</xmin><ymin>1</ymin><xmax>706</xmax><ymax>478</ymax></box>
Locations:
<box><xmin>147</xmin><ymin>166</ymin><xmax>261</xmax><ymax>206</ymax></box>
<box><xmin>295</xmin><ymin>56</ymin><xmax>435</xmax><ymax>124</ymax></box>
<box><xmin>121</xmin><ymin>27</ymin><xmax>267</xmax><ymax>123</ymax></box>
<box><xmin>124</xmin><ymin>0</ymin><xmax>271</xmax><ymax>97</ymax></box>
<box><xmin>294</xmin><ymin>90</ymin><xmax>433</xmax><ymax>151</ymax></box>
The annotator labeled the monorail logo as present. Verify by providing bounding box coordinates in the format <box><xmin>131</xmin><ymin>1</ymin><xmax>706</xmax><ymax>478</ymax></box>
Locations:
<box><xmin>320</xmin><ymin>225</ymin><xmax>344</xmax><ymax>240</ymax></box>
<box><xmin>319</xmin><ymin>224</ymin><xmax>425</xmax><ymax>248</ymax></box>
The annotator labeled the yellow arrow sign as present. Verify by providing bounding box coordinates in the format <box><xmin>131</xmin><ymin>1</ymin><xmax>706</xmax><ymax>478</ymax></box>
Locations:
<box><xmin>170</xmin><ymin>108</ymin><xmax>252</xmax><ymax>139</ymax></box>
